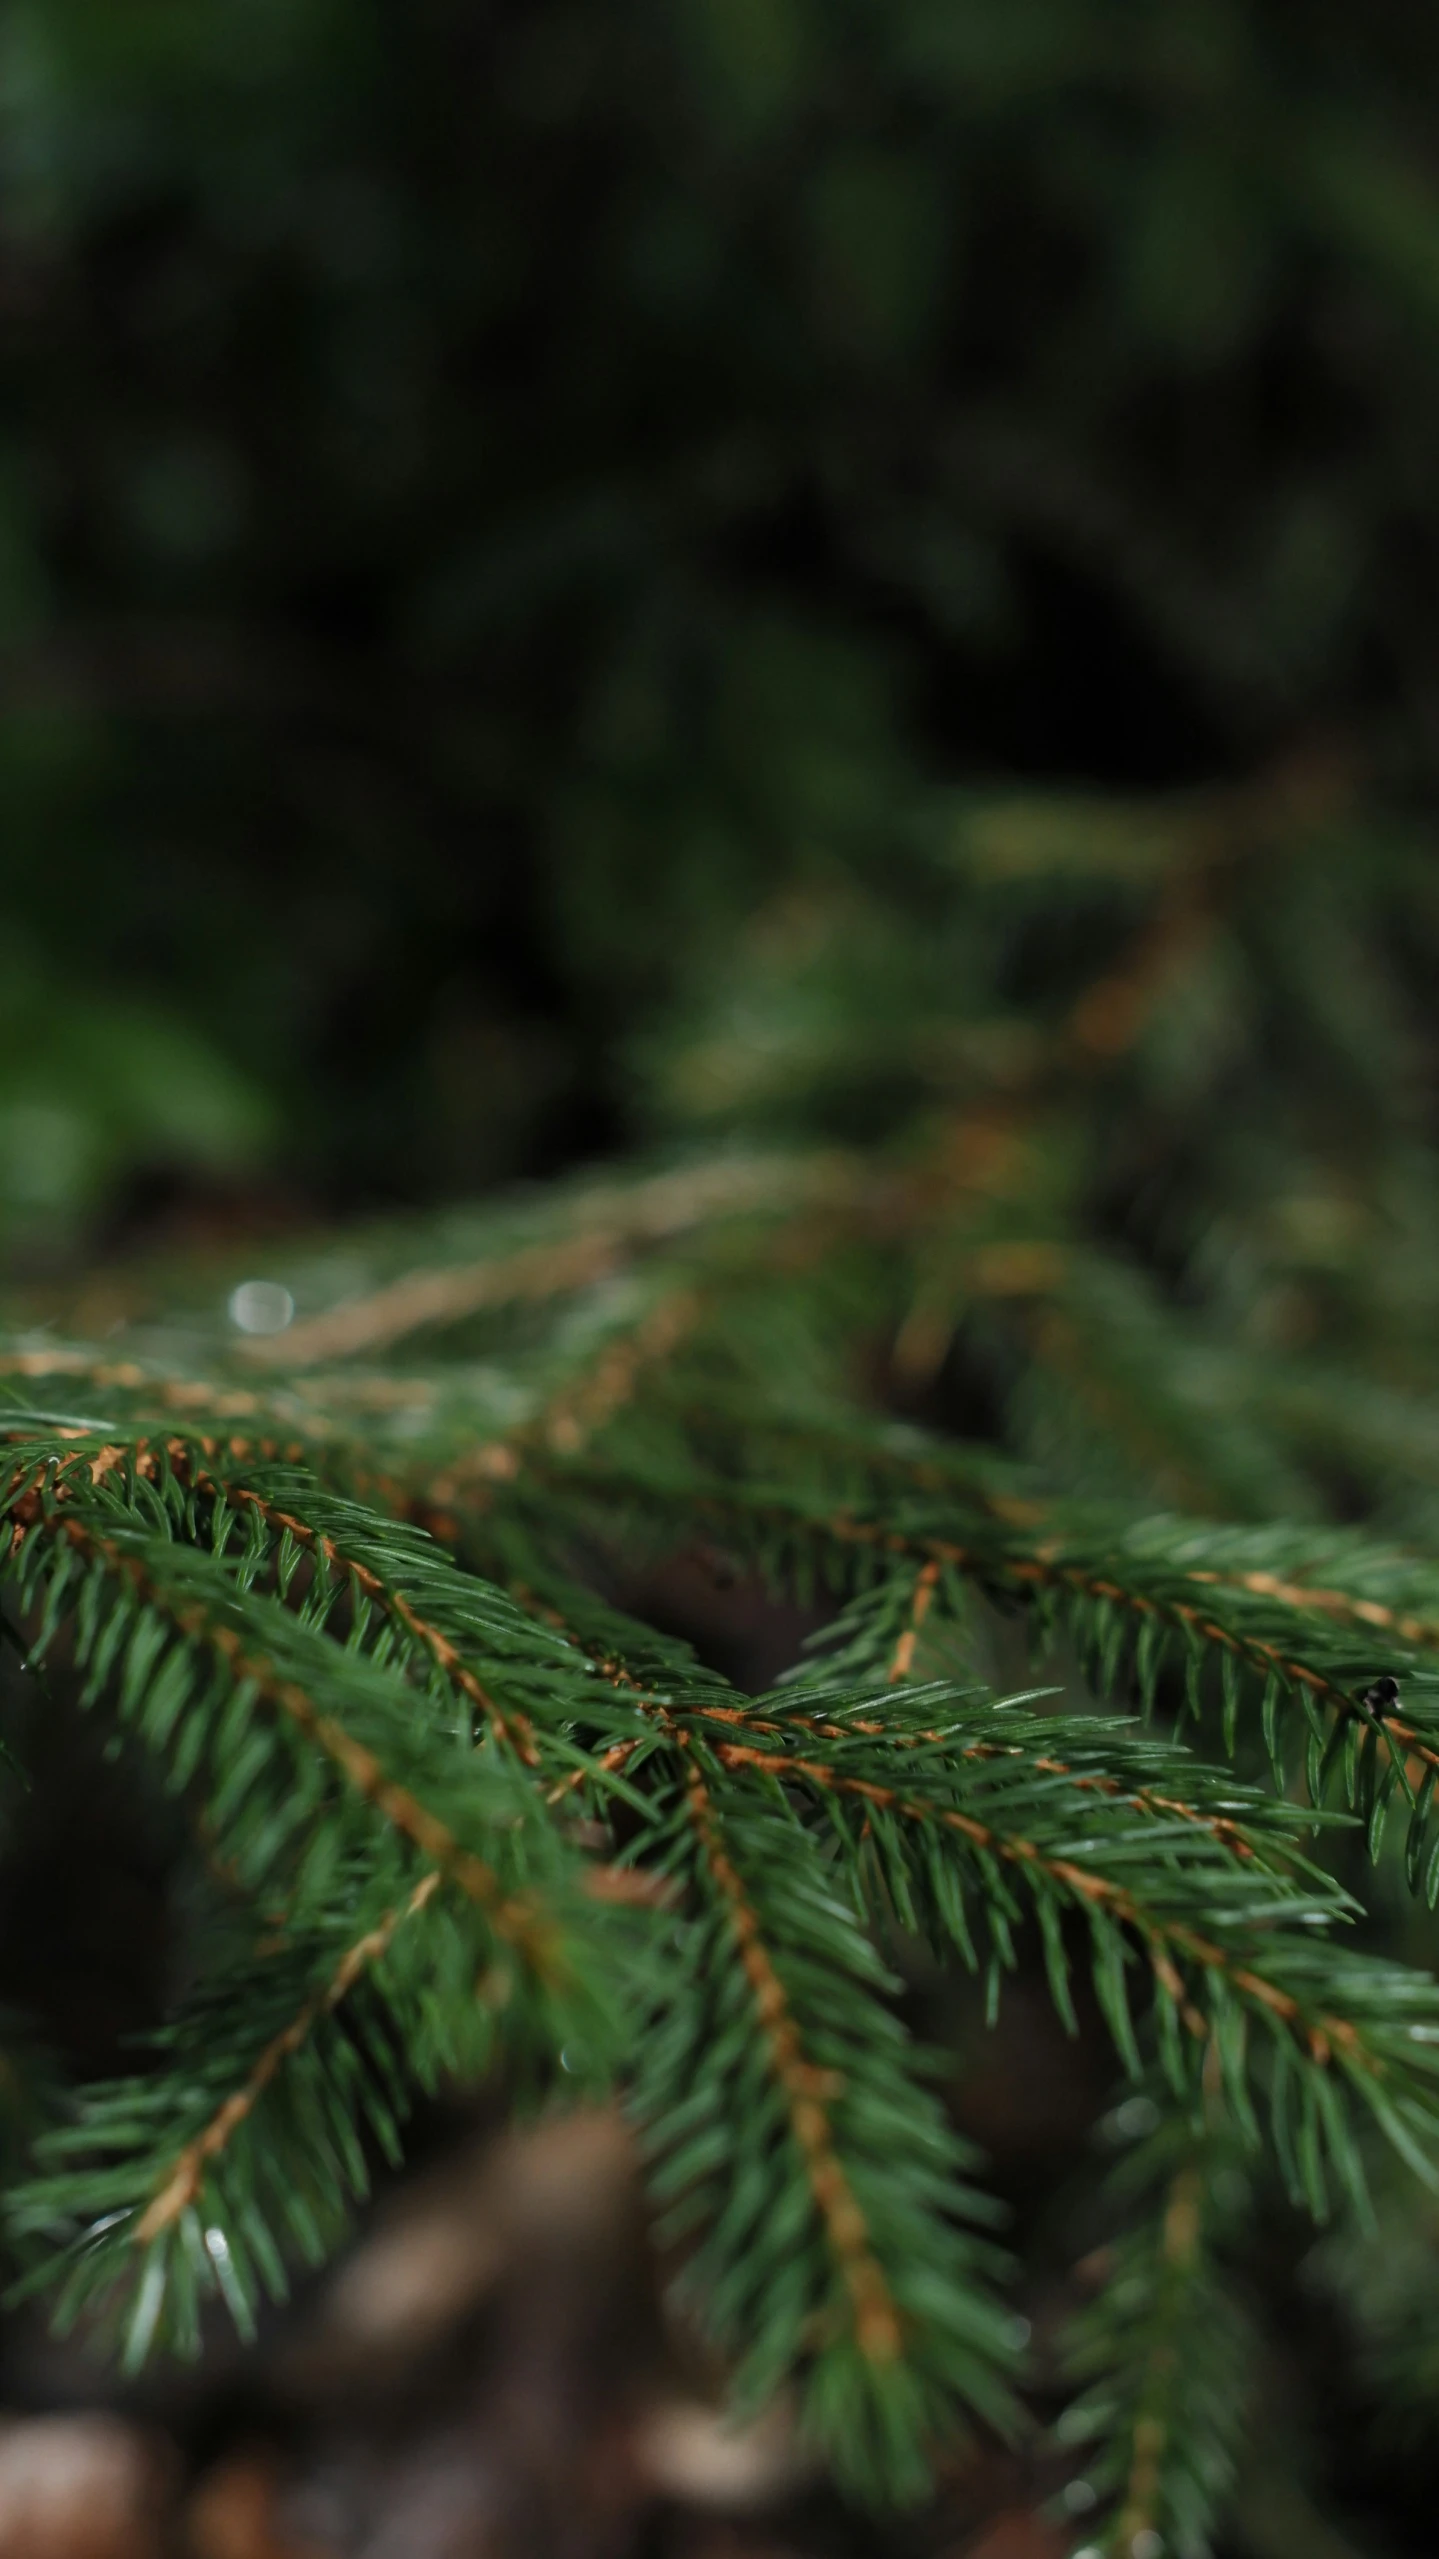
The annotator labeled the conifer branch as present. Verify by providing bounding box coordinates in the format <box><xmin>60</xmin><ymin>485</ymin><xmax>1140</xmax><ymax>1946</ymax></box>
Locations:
<box><xmin>426</xmin><ymin>1286</ymin><xmax>702</xmax><ymax>1498</ymax></box>
<box><xmin>521</xmin><ymin>1453</ymin><xmax>1439</xmax><ymax>1852</ymax></box>
<box><xmin>494</xmin><ymin>1566</ymin><xmax>1273</xmax><ymax>1879</ymax></box>
<box><xmin>679</xmin><ymin>1747</ymin><xmax>903</xmax><ymax>2366</ymax></box>
<box><xmin>1109</xmin><ymin>2159</ymin><xmax>1207</xmax><ymax>2550</ymax></box>
<box><xmin>10</xmin><ymin>1167</ymin><xmax>1439</xmax><ymax>2521</ymax></box>
<box><xmin>133</xmin><ymin>1872</ymin><xmax>442</xmax><ymax>2245</ymax></box>
<box><xmin>25</xmin><ymin>1504</ymin><xmax>549</xmax><ymax>1961</ymax></box>
<box><xmin>886</xmin><ymin>1561</ymin><xmax>941</xmax><ymax>1681</ymax></box>
<box><xmin>8</xmin><ymin>1874</ymin><xmax>513</xmax><ymax>2365</ymax></box>
<box><xmin>454</xmin><ymin>1549</ymin><xmax>1439</xmax><ymax>2208</ymax></box>
<box><xmin>185</xmin><ymin>1464</ymin><xmax>542</xmax><ymax>1763</ymax></box>
<box><xmin>1061</xmin><ymin>2106</ymin><xmax>1253</xmax><ymax>2559</ymax></box>
<box><xmin>635</xmin><ymin>1740</ymin><xmax>1020</xmax><ymax>2500</ymax></box>
<box><xmin>699</xmin><ymin>1729</ymin><xmax>1388</xmax><ymax>2114</ymax></box>
<box><xmin>0</xmin><ymin>1450</ymin><xmax>627</xmax><ymax>1990</ymax></box>
<box><xmin>237</xmin><ymin>1154</ymin><xmax>855</xmax><ymax>1369</ymax></box>
<box><xmin>1199</xmin><ymin>1559</ymin><xmax>1439</xmax><ymax>1654</ymax></box>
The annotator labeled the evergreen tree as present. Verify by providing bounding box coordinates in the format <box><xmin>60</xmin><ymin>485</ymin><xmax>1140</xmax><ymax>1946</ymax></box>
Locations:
<box><xmin>8</xmin><ymin>6</ymin><xmax>1439</xmax><ymax>2555</ymax></box>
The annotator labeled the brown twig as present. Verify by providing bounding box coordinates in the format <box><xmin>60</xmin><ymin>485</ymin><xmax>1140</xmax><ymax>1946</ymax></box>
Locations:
<box><xmin>496</xmin><ymin>1576</ymin><xmax>1263</xmax><ymax>1868</ymax></box>
<box><xmin>196</xmin><ymin>1473</ymin><xmax>540</xmax><ymax>1766</ymax></box>
<box><xmin>428</xmin><ymin>1288</ymin><xmax>701</xmax><ymax>1499</ymax></box>
<box><xmin>805</xmin><ymin>1506</ymin><xmax>1439</xmax><ymax>1795</ymax></box>
<box><xmin>0</xmin><ymin>1349</ymin><xmax>269</xmax><ymax>1422</ymax></box>
<box><xmin>237</xmin><ymin>1155</ymin><xmax>858</xmax><ymax>1370</ymax></box>
<box><xmin>0</xmin><ymin>1427</ymin><xmax>542</xmax><ymax>1764</ymax></box>
<box><xmin>134</xmin><ymin>1873</ymin><xmax>441</xmax><ymax>2244</ymax></box>
<box><xmin>2</xmin><ymin>1483</ymin><xmax>565</xmax><ymax>1969</ymax></box>
<box><xmin>707</xmin><ymin>1736</ymin><xmax>1365</xmax><ymax>2069</ymax></box>
<box><xmin>1110</xmin><ymin>2160</ymin><xmax>1206</xmax><ymax>2555</ymax></box>
<box><xmin>886</xmin><ymin>1560</ymin><xmax>941</xmax><ymax>1683</ymax></box>
<box><xmin>1189</xmin><ymin>1562</ymin><xmax>1439</xmax><ymax>1654</ymax></box>
<box><xmin>681</xmin><ymin>1748</ymin><xmax>902</xmax><ymax>2363</ymax></box>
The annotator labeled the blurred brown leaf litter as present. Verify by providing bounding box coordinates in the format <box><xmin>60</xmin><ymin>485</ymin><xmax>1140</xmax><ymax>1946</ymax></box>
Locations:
<box><xmin>0</xmin><ymin>2103</ymin><xmax>1065</xmax><ymax>2559</ymax></box>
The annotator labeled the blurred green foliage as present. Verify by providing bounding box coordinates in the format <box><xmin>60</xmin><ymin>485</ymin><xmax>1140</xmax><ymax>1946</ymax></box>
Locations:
<box><xmin>2</xmin><ymin>0</ymin><xmax>1439</xmax><ymax>1240</ymax></box>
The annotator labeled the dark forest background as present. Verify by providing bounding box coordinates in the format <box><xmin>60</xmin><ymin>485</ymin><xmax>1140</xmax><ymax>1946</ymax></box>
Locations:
<box><xmin>4</xmin><ymin>0</ymin><xmax>1439</xmax><ymax>1258</ymax></box>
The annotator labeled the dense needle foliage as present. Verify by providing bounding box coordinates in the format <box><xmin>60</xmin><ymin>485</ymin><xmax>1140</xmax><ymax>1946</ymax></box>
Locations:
<box><xmin>8</xmin><ymin>6</ymin><xmax>1439</xmax><ymax>2555</ymax></box>
<box><xmin>9</xmin><ymin>821</ymin><xmax>1439</xmax><ymax>2551</ymax></box>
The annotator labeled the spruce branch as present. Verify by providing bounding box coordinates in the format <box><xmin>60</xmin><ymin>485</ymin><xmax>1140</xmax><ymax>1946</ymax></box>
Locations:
<box><xmin>679</xmin><ymin>1746</ymin><xmax>905</xmax><ymax>2368</ymax></box>
<box><xmin>9</xmin><ymin>1872</ymin><xmax>502</xmax><ymax>2366</ymax></box>
<box><xmin>517</xmin><ymin>1447</ymin><xmax>1439</xmax><ymax>1863</ymax></box>
<box><xmin>0</xmin><ymin>1450</ymin><xmax>646</xmax><ymax>2366</ymax></box>
<box><xmin>173</xmin><ymin>1459</ymin><xmax>546</xmax><ymax>1765</ymax></box>
<box><xmin>676</xmin><ymin>1689</ymin><xmax>1439</xmax><ymax>2214</ymax></box>
<box><xmin>633</xmin><ymin>1735</ymin><xmax>1020</xmax><ymax>2502</ymax></box>
<box><xmin>233</xmin><ymin>1152</ymin><xmax>859</xmax><ymax>1369</ymax></box>
<box><xmin>365</xmin><ymin>1505</ymin><xmax>1439</xmax><ymax>2226</ymax></box>
<box><xmin>11</xmin><ymin>1190</ymin><xmax>1439</xmax><ymax>2518</ymax></box>
<box><xmin>423</xmin><ymin>1283</ymin><xmax>703</xmax><ymax>1501</ymax></box>
<box><xmin>131</xmin><ymin>1871</ymin><xmax>442</xmax><ymax>2250</ymax></box>
<box><xmin>0</xmin><ymin>1441</ymin><xmax>631</xmax><ymax>2001</ymax></box>
<box><xmin>1060</xmin><ymin>2100</ymin><xmax>1255</xmax><ymax>2559</ymax></box>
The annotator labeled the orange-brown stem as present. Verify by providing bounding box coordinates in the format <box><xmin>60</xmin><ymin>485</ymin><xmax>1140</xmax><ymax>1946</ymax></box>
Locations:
<box><xmin>681</xmin><ymin>1749</ymin><xmax>902</xmax><ymax>2363</ymax></box>
<box><xmin>708</xmin><ymin>1737</ymin><xmax>1362</xmax><ymax>2070</ymax></box>
<box><xmin>427</xmin><ymin>1289</ymin><xmax>700</xmax><ymax>1501</ymax></box>
<box><xmin>134</xmin><ymin>1873</ymin><xmax>442</xmax><ymax>2245</ymax></box>
<box><xmin>3</xmin><ymin>1485</ymin><xmax>566</xmax><ymax>1974</ymax></box>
